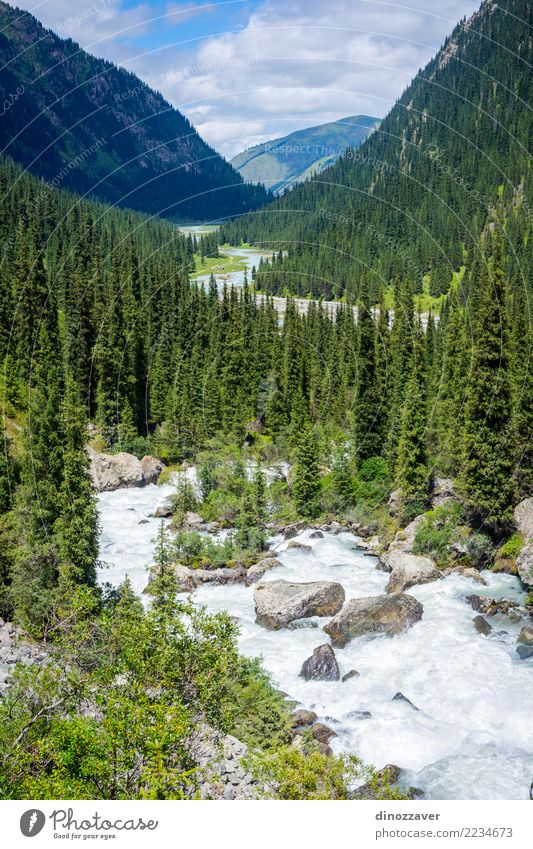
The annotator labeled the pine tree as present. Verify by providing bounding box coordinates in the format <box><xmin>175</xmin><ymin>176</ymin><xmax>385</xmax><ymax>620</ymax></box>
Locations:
<box><xmin>395</xmin><ymin>323</ymin><xmax>429</xmax><ymax>505</ymax></box>
<box><xmin>292</xmin><ymin>424</ymin><xmax>321</xmax><ymax>517</ymax></box>
<box><xmin>354</xmin><ymin>275</ymin><xmax>383</xmax><ymax>460</ymax></box>
<box><xmin>459</xmin><ymin>232</ymin><xmax>517</xmax><ymax>531</ymax></box>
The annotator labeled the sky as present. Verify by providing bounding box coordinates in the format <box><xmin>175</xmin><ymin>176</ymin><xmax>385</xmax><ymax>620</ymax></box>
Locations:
<box><xmin>12</xmin><ymin>0</ymin><xmax>482</xmax><ymax>158</ymax></box>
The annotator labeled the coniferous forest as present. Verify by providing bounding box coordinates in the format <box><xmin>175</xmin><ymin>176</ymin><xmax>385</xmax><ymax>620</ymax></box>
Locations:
<box><xmin>0</xmin><ymin>0</ymin><xmax>532</xmax><ymax>805</ymax></box>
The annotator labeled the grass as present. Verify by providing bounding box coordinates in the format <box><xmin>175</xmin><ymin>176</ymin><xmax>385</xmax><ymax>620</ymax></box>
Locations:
<box><xmin>190</xmin><ymin>250</ymin><xmax>248</xmax><ymax>278</ymax></box>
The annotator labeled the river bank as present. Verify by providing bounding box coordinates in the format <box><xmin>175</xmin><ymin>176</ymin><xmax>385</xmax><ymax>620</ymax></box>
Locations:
<box><xmin>96</xmin><ymin>478</ymin><xmax>533</xmax><ymax>801</ymax></box>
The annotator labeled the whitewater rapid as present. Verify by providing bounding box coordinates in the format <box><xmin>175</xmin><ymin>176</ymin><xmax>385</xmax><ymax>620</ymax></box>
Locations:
<box><xmin>97</xmin><ymin>485</ymin><xmax>533</xmax><ymax>800</ymax></box>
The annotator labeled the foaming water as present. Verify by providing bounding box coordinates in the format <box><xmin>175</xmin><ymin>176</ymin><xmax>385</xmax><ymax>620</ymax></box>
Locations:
<box><xmin>97</xmin><ymin>491</ymin><xmax>533</xmax><ymax>799</ymax></box>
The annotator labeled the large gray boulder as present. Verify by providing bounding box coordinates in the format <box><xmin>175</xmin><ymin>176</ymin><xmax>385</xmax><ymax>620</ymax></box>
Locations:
<box><xmin>516</xmin><ymin>545</ymin><xmax>533</xmax><ymax>587</ymax></box>
<box><xmin>254</xmin><ymin>580</ymin><xmax>345</xmax><ymax>630</ymax></box>
<box><xmin>88</xmin><ymin>447</ymin><xmax>163</xmax><ymax>492</ymax></box>
<box><xmin>514</xmin><ymin>498</ymin><xmax>533</xmax><ymax>541</ymax></box>
<box><xmin>300</xmin><ymin>644</ymin><xmax>340</xmax><ymax>681</ymax></box>
<box><xmin>324</xmin><ymin>593</ymin><xmax>423</xmax><ymax>648</ymax></box>
<box><xmin>382</xmin><ymin>550</ymin><xmax>441</xmax><ymax>593</ymax></box>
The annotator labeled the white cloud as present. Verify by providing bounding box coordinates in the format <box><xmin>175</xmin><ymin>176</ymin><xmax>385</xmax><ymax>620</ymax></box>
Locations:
<box><xmin>12</xmin><ymin>0</ymin><xmax>482</xmax><ymax>156</ymax></box>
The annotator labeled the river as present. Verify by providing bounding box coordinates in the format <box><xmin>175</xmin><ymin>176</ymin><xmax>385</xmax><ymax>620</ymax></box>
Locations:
<box><xmin>97</xmin><ymin>481</ymin><xmax>533</xmax><ymax>801</ymax></box>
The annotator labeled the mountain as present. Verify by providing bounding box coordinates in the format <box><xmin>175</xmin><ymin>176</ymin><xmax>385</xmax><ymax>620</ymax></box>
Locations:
<box><xmin>230</xmin><ymin>116</ymin><xmax>379</xmax><ymax>195</ymax></box>
<box><xmin>0</xmin><ymin>1</ymin><xmax>270</xmax><ymax>221</ymax></box>
<box><xmin>222</xmin><ymin>0</ymin><xmax>533</xmax><ymax>301</ymax></box>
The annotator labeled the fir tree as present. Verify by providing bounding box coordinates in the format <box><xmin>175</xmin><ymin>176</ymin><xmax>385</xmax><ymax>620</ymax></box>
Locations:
<box><xmin>292</xmin><ymin>424</ymin><xmax>321</xmax><ymax>517</ymax></box>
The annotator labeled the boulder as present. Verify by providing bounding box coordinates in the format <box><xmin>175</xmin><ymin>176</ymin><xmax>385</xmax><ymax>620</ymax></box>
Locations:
<box><xmin>324</xmin><ymin>593</ymin><xmax>423</xmax><ymax>648</ymax></box>
<box><xmin>388</xmin><ymin>489</ymin><xmax>403</xmax><ymax>516</ymax></box>
<box><xmin>382</xmin><ymin>551</ymin><xmax>441</xmax><ymax>593</ymax></box>
<box><xmin>287</xmin><ymin>540</ymin><xmax>312</xmax><ymax>551</ymax></box>
<box><xmin>87</xmin><ymin>447</ymin><xmax>163</xmax><ymax>492</ymax></box>
<box><xmin>283</xmin><ymin>522</ymin><xmax>307</xmax><ymax>540</ymax></box>
<box><xmin>516</xmin><ymin>645</ymin><xmax>533</xmax><ymax>660</ymax></box>
<box><xmin>388</xmin><ymin>515</ymin><xmax>426</xmax><ymax>553</ymax></box>
<box><xmin>473</xmin><ymin>615</ymin><xmax>492</xmax><ymax>636</ymax></box>
<box><xmin>514</xmin><ymin>498</ymin><xmax>533</xmax><ymax>541</ymax></box>
<box><xmin>310</xmin><ymin>723</ymin><xmax>337</xmax><ymax>746</ymax></box>
<box><xmin>183</xmin><ymin>511</ymin><xmax>204</xmax><ymax>528</ymax></box>
<box><xmin>287</xmin><ymin>618</ymin><xmax>319</xmax><ymax>630</ymax></box>
<box><xmin>290</xmin><ymin>709</ymin><xmax>317</xmax><ymax>728</ymax></box>
<box><xmin>254</xmin><ymin>580</ymin><xmax>345</xmax><ymax>630</ymax></box>
<box><xmin>245</xmin><ymin>557</ymin><xmax>281</xmax><ymax>585</ymax></box>
<box><xmin>392</xmin><ymin>692</ymin><xmax>419</xmax><ymax>710</ymax></box>
<box><xmin>516</xmin><ymin>545</ymin><xmax>533</xmax><ymax>587</ymax></box>
<box><xmin>169</xmin><ymin>565</ymin><xmax>246</xmax><ymax>593</ymax></box>
<box><xmin>345</xmin><ymin>710</ymin><xmax>372</xmax><ymax>720</ymax></box>
<box><xmin>300</xmin><ymin>644</ymin><xmax>340</xmax><ymax>681</ymax></box>
<box><xmin>342</xmin><ymin>669</ymin><xmax>360</xmax><ymax>682</ymax></box>
<box><xmin>154</xmin><ymin>503</ymin><xmax>173</xmax><ymax>518</ymax></box>
<box><xmin>517</xmin><ymin>626</ymin><xmax>533</xmax><ymax>646</ymax></box>
<box><xmin>309</xmin><ymin>531</ymin><xmax>324</xmax><ymax>539</ymax></box>
<box><xmin>431</xmin><ymin>477</ymin><xmax>456</xmax><ymax>508</ymax></box>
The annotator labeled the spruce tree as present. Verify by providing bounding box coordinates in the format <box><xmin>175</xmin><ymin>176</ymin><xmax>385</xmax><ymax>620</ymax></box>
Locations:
<box><xmin>292</xmin><ymin>424</ymin><xmax>321</xmax><ymax>517</ymax></box>
<box><xmin>459</xmin><ymin>232</ymin><xmax>517</xmax><ymax>532</ymax></box>
<box><xmin>395</xmin><ymin>323</ymin><xmax>429</xmax><ymax>506</ymax></box>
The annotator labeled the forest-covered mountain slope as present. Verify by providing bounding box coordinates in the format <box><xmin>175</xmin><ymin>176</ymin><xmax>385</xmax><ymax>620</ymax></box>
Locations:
<box><xmin>230</xmin><ymin>115</ymin><xmax>379</xmax><ymax>195</ymax></box>
<box><xmin>222</xmin><ymin>0</ymin><xmax>533</xmax><ymax>301</ymax></box>
<box><xmin>0</xmin><ymin>1</ymin><xmax>270</xmax><ymax>221</ymax></box>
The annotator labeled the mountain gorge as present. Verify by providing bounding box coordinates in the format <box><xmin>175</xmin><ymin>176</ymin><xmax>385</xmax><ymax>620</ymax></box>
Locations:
<box><xmin>222</xmin><ymin>0</ymin><xmax>532</xmax><ymax>301</ymax></box>
<box><xmin>230</xmin><ymin>115</ymin><xmax>379</xmax><ymax>195</ymax></box>
<box><xmin>0</xmin><ymin>1</ymin><xmax>269</xmax><ymax>221</ymax></box>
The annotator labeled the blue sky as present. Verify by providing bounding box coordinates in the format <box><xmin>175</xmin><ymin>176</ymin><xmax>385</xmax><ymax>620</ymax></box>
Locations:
<box><xmin>13</xmin><ymin>0</ymin><xmax>482</xmax><ymax>157</ymax></box>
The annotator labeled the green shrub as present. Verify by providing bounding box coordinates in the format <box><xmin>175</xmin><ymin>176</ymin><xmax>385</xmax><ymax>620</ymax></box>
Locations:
<box><xmin>413</xmin><ymin>502</ymin><xmax>464</xmax><ymax>563</ymax></box>
<box><xmin>466</xmin><ymin>533</ymin><xmax>494</xmax><ymax>568</ymax></box>
<box><xmin>497</xmin><ymin>533</ymin><xmax>524</xmax><ymax>559</ymax></box>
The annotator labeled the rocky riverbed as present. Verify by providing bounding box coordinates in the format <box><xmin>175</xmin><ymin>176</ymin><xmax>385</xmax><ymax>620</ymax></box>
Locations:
<box><xmin>96</xmin><ymin>482</ymin><xmax>533</xmax><ymax>801</ymax></box>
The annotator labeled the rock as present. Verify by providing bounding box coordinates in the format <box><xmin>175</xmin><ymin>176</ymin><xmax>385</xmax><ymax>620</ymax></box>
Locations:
<box><xmin>245</xmin><ymin>557</ymin><xmax>281</xmax><ymax>585</ymax></box>
<box><xmin>473</xmin><ymin>615</ymin><xmax>492</xmax><ymax>636</ymax></box>
<box><xmin>388</xmin><ymin>515</ymin><xmax>426</xmax><ymax>553</ymax></box>
<box><xmin>287</xmin><ymin>541</ymin><xmax>312</xmax><ymax>551</ymax></box>
<box><xmin>382</xmin><ymin>551</ymin><xmax>441</xmax><ymax>593</ymax></box>
<box><xmin>342</xmin><ymin>669</ymin><xmax>360</xmax><ymax>682</ymax></box>
<box><xmin>300</xmin><ymin>644</ymin><xmax>340</xmax><ymax>681</ymax></box>
<box><xmin>388</xmin><ymin>489</ymin><xmax>403</xmax><ymax>516</ymax></box>
<box><xmin>392</xmin><ymin>692</ymin><xmax>419</xmax><ymax>710</ymax></box>
<box><xmin>514</xmin><ymin>498</ymin><xmax>533</xmax><ymax>541</ymax></box>
<box><xmin>324</xmin><ymin>593</ymin><xmax>423</xmax><ymax>648</ymax></box>
<box><xmin>465</xmin><ymin>595</ymin><xmax>520</xmax><ymax>617</ymax></box>
<box><xmin>516</xmin><ymin>645</ymin><xmax>533</xmax><ymax>660</ymax></box>
<box><xmin>287</xmin><ymin>618</ymin><xmax>319</xmax><ymax>630</ymax></box>
<box><xmin>431</xmin><ymin>477</ymin><xmax>456</xmax><ymax>508</ymax></box>
<box><xmin>345</xmin><ymin>710</ymin><xmax>372</xmax><ymax>720</ymax></box>
<box><xmin>183</xmin><ymin>511</ymin><xmax>204</xmax><ymax>528</ymax></box>
<box><xmin>290</xmin><ymin>709</ymin><xmax>317</xmax><ymax>728</ymax></box>
<box><xmin>138</xmin><ymin>518</ymin><xmax>149</xmax><ymax>524</ymax></box>
<box><xmin>329</xmin><ymin>521</ymin><xmax>342</xmax><ymax>534</ymax></box>
<box><xmin>169</xmin><ymin>565</ymin><xmax>246</xmax><ymax>593</ymax></box>
<box><xmin>87</xmin><ymin>447</ymin><xmax>163</xmax><ymax>492</ymax></box>
<box><xmin>283</xmin><ymin>522</ymin><xmax>307</xmax><ymax>540</ymax></box>
<box><xmin>406</xmin><ymin>787</ymin><xmax>425</xmax><ymax>799</ymax></box>
<box><xmin>154</xmin><ymin>504</ymin><xmax>173</xmax><ymax>518</ymax></box>
<box><xmin>310</xmin><ymin>531</ymin><xmax>324</xmax><ymax>539</ymax></box>
<box><xmin>310</xmin><ymin>723</ymin><xmax>337</xmax><ymax>746</ymax></box>
<box><xmin>517</xmin><ymin>626</ymin><xmax>533</xmax><ymax>646</ymax></box>
<box><xmin>254</xmin><ymin>580</ymin><xmax>345</xmax><ymax>630</ymax></box>
<box><xmin>516</xmin><ymin>545</ymin><xmax>533</xmax><ymax>586</ymax></box>
<box><xmin>377</xmin><ymin>764</ymin><xmax>401</xmax><ymax>784</ymax></box>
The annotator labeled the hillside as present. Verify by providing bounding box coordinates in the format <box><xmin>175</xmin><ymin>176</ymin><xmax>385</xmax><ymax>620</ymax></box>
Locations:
<box><xmin>230</xmin><ymin>115</ymin><xmax>379</xmax><ymax>195</ymax></box>
<box><xmin>0</xmin><ymin>1</ymin><xmax>270</xmax><ymax>221</ymax></box>
<box><xmin>222</xmin><ymin>0</ymin><xmax>533</xmax><ymax>300</ymax></box>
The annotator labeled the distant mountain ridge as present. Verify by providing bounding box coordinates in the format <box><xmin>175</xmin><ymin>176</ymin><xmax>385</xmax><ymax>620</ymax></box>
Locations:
<box><xmin>230</xmin><ymin>116</ymin><xmax>379</xmax><ymax>195</ymax></box>
<box><xmin>0</xmin><ymin>1</ymin><xmax>269</xmax><ymax>221</ymax></box>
